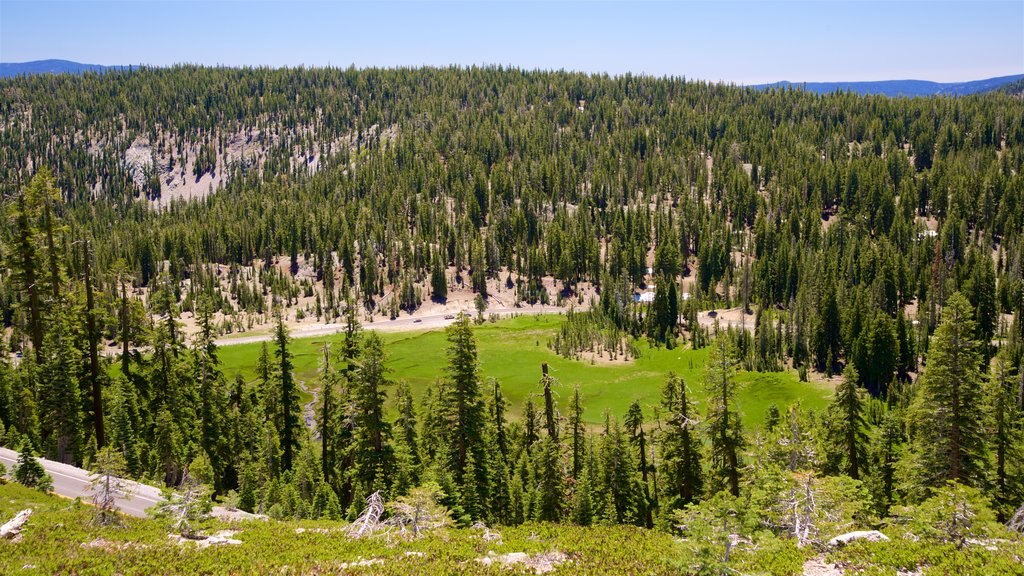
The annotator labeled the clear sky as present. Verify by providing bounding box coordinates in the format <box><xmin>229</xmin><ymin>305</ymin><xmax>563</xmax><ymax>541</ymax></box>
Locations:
<box><xmin>1</xmin><ymin>1</ymin><xmax>1022</xmax><ymax>84</ymax></box>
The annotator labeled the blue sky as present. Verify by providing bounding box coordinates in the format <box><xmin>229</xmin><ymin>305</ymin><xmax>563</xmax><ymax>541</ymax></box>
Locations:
<box><xmin>1</xmin><ymin>1</ymin><xmax>1021</xmax><ymax>84</ymax></box>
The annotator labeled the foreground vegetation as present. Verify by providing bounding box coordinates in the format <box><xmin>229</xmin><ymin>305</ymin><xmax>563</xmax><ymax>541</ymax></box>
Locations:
<box><xmin>3</xmin><ymin>480</ymin><xmax>1023</xmax><ymax>575</ymax></box>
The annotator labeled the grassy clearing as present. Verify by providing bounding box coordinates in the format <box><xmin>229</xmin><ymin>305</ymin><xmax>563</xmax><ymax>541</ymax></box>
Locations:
<box><xmin>217</xmin><ymin>315</ymin><xmax>832</xmax><ymax>426</ymax></box>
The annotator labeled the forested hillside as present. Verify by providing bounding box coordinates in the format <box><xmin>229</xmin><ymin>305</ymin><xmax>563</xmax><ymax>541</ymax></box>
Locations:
<box><xmin>0</xmin><ymin>66</ymin><xmax>1022</xmax><ymax>571</ymax></box>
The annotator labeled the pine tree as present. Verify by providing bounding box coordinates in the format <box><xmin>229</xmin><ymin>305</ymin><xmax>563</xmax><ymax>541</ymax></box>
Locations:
<box><xmin>350</xmin><ymin>332</ymin><xmax>395</xmax><ymax>495</ymax></box>
<box><xmin>569</xmin><ymin>386</ymin><xmax>585</xmax><ymax>480</ymax></box>
<box><xmin>704</xmin><ymin>337</ymin><xmax>743</xmax><ymax>497</ymax></box>
<box><xmin>571</xmin><ymin>444</ymin><xmax>595</xmax><ymax>526</ymax></box>
<box><xmin>533</xmin><ymin>436</ymin><xmax>564</xmax><ymax>521</ymax></box>
<box><xmin>317</xmin><ymin>342</ymin><xmax>338</xmax><ymax>486</ymax></box>
<box><xmin>89</xmin><ymin>447</ymin><xmax>131</xmax><ymax>526</ymax></box>
<box><xmin>193</xmin><ymin>298</ymin><xmax>226</xmax><ymax>489</ymax></box>
<box><xmin>988</xmin><ymin>353</ymin><xmax>1023</xmax><ymax>519</ymax></box>
<box><xmin>14</xmin><ymin>438</ymin><xmax>52</xmax><ymax>492</ymax></box>
<box><xmin>38</xmin><ymin>302</ymin><xmax>83</xmax><ymax>465</ymax></box>
<box><xmin>273</xmin><ymin>310</ymin><xmax>299</xmax><ymax>471</ymax></box>
<box><xmin>905</xmin><ymin>292</ymin><xmax>987</xmax><ymax>497</ymax></box>
<box><xmin>813</xmin><ymin>287</ymin><xmax>842</xmax><ymax>376</ymax></box>
<box><xmin>393</xmin><ymin>381</ymin><xmax>420</xmax><ymax>493</ymax></box>
<box><xmin>597</xmin><ymin>414</ymin><xmax>640</xmax><ymax>524</ymax></box>
<box><xmin>442</xmin><ymin>313</ymin><xmax>488</xmax><ymax>519</ymax></box>
<box><xmin>541</xmin><ymin>363</ymin><xmax>558</xmax><ymax>440</ymax></box>
<box><xmin>866</xmin><ymin>410</ymin><xmax>902</xmax><ymax>516</ymax></box>
<box><xmin>430</xmin><ymin>253</ymin><xmax>448</xmax><ymax>302</ymax></box>
<box><xmin>660</xmin><ymin>372</ymin><xmax>703</xmax><ymax>511</ymax></box>
<box><xmin>827</xmin><ymin>363</ymin><xmax>868</xmax><ymax>479</ymax></box>
<box><xmin>488</xmin><ymin>379</ymin><xmax>511</xmax><ymax>523</ymax></box>
<box><xmin>624</xmin><ymin>401</ymin><xmax>652</xmax><ymax>527</ymax></box>
<box><xmin>81</xmin><ymin>238</ymin><xmax>104</xmax><ymax>448</ymax></box>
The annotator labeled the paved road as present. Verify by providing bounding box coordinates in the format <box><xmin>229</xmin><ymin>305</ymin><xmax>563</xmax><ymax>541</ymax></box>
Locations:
<box><xmin>0</xmin><ymin>447</ymin><xmax>164</xmax><ymax>518</ymax></box>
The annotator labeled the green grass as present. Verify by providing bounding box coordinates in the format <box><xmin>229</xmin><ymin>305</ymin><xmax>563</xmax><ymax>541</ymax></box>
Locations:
<box><xmin>218</xmin><ymin>315</ymin><xmax>832</xmax><ymax>427</ymax></box>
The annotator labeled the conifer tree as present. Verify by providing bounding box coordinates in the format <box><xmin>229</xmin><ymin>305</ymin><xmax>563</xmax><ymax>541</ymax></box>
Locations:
<box><xmin>14</xmin><ymin>438</ymin><xmax>52</xmax><ymax>492</ymax></box>
<box><xmin>569</xmin><ymin>386</ymin><xmax>585</xmax><ymax>480</ymax></box>
<box><xmin>988</xmin><ymin>352</ymin><xmax>1023</xmax><ymax>519</ymax></box>
<box><xmin>38</xmin><ymin>302</ymin><xmax>83</xmax><ymax>465</ymax></box>
<box><xmin>704</xmin><ymin>337</ymin><xmax>743</xmax><ymax>497</ymax></box>
<box><xmin>317</xmin><ymin>342</ymin><xmax>337</xmax><ymax>484</ymax></box>
<box><xmin>827</xmin><ymin>363</ymin><xmax>868</xmax><ymax>480</ymax></box>
<box><xmin>442</xmin><ymin>313</ymin><xmax>488</xmax><ymax>519</ymax></box>
<box><xmin>625</xmin><ymin>400</ymin><xmax>652</xmax><ymax>527</ymax></box>
<box><xmin>905</xmin><ymin>292</ymin><xmax>987</xmax><ymax>497</ymax></box>
<box><xmin>273</xmin><ymin>310</ymin><xmax>299</xmax><ymax>471</ymax></box>
<box><xmin>193</xmin><ymin>298</ymin><xmax>226</xmax><ymax>488</ymax></box>
<box><xmin>660</xmin><ymin>372</ymin><xmax>703</xmax><ymax>511</ymax></box>
<box><xmin>393</xmin><ymin>381</ymin><xmax>420</xmax><ymax>493</ymax></box>
<box><xmin>350</xmin><ymin>332</ymin><xmax>394</xmax><ymax>496</ymax></box>
<box><xmin>813</xmin><ymin>287</ymin><xmax>842</xmax><ymax>376</ymax></box>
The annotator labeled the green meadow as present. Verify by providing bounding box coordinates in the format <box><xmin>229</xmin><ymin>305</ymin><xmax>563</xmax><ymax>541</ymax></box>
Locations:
<box><xmin>217</xmin><ymin>315</ymin><xmax>833</xmax><ymax>427</ymax></box>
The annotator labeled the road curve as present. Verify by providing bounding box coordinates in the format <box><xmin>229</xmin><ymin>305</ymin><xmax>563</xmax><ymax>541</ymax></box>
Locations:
<box><xmin>0</xmin><ymin>447</ymin><xmax>164</xmax><ymax>518</ymax></box>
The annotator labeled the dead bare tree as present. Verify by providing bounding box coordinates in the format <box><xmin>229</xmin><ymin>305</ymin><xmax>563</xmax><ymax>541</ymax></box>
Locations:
<box><xmin>0</xmin><ymin>509</ymin><xmax>31</xmax><ymax>539</ymax></box>
<box><xmin>1009</xmin><ymin>504</ymin><xmax>1024</xmax><ymax>533</ymax></box>
<box><xmin>88</xmin><ymin>447</ymin><xmax>133</xmax><ymax>527</ymax></box>
<box><xmin>156</xmin><ymin>470</ymin><xmax>211</xmax><ymax>538</ymax></box>
<box><xmin>347</xmin><ymin>491</ymin><xmax>385</xmax><ymax>539</ymax></box>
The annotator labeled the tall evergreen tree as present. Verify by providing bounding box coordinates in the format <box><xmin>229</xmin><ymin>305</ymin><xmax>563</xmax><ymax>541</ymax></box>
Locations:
<box><xmin>704</xmin><ymin>337</ymin><xmax>743</xmax><ymax>497</ymax></box>
<box><xmin>350</xmin><ymin>332</ymin><xmax>395</xmax><ymax>497</ymax></box>
<box><xmin>273</xmin><ymin>309</ymin><xmax>299</xmax><ymax>471</ymax></box>
<box><xmin>660</xmin><ymin>372</ymin><xmax>703</xmax><ymax>511</ymax></box>
<box><xmin>38</xmin><ymin>302</ymin><xmax>83</xmax><ymax>465</ymax></box>
<box><xmin>826</xmin><ymin>363</ymin><xmax>868</xmax><ymax>479</ymax></box>
<box><xmin>988</xmin><ymin>352</ymin><xmax>1024</xmax><ymax>519</ymax></box>
<box><xmin>442</xmin><ymin>313</ymin><xmax>489</xmax><ymax>519</ymax></box>
<box><xmin>904</xmin><ymin>292</ymin><xmax>987</xmax><ymax>497</ymax></box>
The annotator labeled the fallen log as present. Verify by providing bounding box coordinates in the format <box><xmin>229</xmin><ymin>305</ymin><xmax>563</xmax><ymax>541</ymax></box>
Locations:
<box><xmin>1</xmin><ymin>509</ymin><xmax>32</xmax><ymax>539</ymax></box>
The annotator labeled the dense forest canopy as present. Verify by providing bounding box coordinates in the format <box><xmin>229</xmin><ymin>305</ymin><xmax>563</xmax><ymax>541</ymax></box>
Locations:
<box><xmin>0</xmin><ymin>66</ymin><xmax>1022</xmax><ymax>556</ymax></box>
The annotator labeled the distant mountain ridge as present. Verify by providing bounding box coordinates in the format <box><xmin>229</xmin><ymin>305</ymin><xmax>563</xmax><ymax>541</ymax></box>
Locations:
<box><xmin>753</xmin><ymin>74</ymin><xmax>1024</xmax><ymax>97</ymax></box>
<box><xmin>0</xmin><ymin>59</ymin><xmax>128</xmax><ymax>78</ymax></box>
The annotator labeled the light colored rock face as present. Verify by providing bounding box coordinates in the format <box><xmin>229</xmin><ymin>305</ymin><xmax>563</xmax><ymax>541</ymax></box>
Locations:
<box><xmin>123</xmin><ymin>137</ymin><xmax>154</xmax><ymax>189</ymax></box>
<box><xmin>828</xmin><ymin>530</ymin><xmax>890</xmax><ymax>547</ymax></box>
<box><xmin>106</xmin><ymin>122</ymin><xmax>400</xmax><ymax>207</ymax></box>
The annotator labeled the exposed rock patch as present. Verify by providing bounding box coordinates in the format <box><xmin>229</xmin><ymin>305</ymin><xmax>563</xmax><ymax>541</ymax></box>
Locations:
<box><xmin>828</xmin><ymin>530</ymin><xmax>890</xmax><ymax>547</ymax></box>
<box><xmin>476</xmin><ymin>550</ymin><xmax>570</xmax><ymax>574</ymax></box>
<box><xmin>169</xmin><ymin>529</ymin><xmax>243</xmax><ymax>548</ymax></box>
